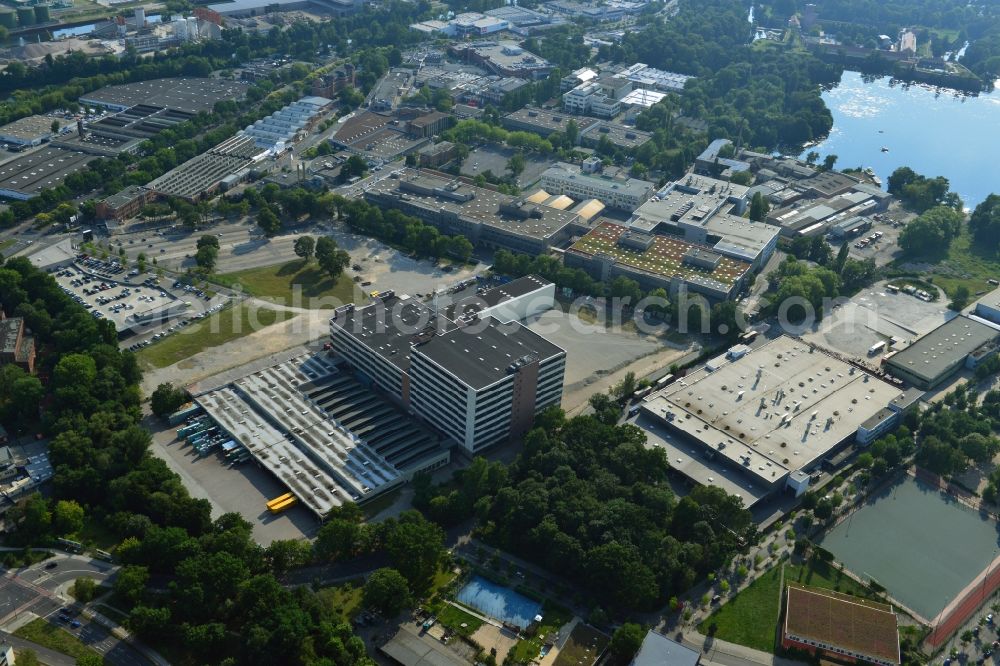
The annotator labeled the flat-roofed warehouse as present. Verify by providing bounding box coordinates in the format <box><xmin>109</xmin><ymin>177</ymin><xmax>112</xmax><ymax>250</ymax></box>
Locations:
<box><xmin>0</xmin><ymin>115</ymin><xmax>57</xmax><ymax>147</ymax></box>
<box><xmin>782</xmin><ymin>584</ymin><xmax>900</xmax><ymax>666</ymax></box>
<box><xmin>884</xmin><ymin>315</ymin><xmax>1000</xmax><ymax>389</ymax></box>
<box><xmin>79</xmin><ymin>77</ymin><xmax>249</xmax><ymax>114</ymax></box>
<box><xmin>146</xmin><ymin>134</ymin><xmax>268</xmax><ymax>201</ymax></box>
<box><xmin>638</xmin><ymin>336</ymin><xmax>904</xmax><ymax>505</ymax></box>
<box><xmin>193</xmin><ymin>354</ymin><xmax>449</xmax><ymax>517</ymax></box>
<box><xmin>363</xmin><ymin>168</ymin><xmax>583</xmax><ymax>255</ymax></box>
<box><xmin>0</xmin><ymin>146</ymin><xmax>94</xmax><ymax>200</ymax></box>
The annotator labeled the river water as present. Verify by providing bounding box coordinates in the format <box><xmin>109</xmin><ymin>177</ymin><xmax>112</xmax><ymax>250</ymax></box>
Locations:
<box><xmin>801</xmin><ymin>70</ymin><xmax>1000</xmax><ymax>207</ymax></box>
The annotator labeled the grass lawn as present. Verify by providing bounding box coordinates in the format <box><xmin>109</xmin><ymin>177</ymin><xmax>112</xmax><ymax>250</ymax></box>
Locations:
<box><xmin>438</xmin><ymin>604</ymin><xmax>484</xmax><ymax>637</ymax></box>
<box><xmin>94</xmin><ymin>603</ymin><xmax>129</xmax><ymax>625</ymax></box>
<box><xmin>0</xmin><ymin>239</ymin><xmax>15</xmax><ymax>254</ymax></box>
<box><xmin>212</xmin><ymin>259</ymin><xmax>362</xmax><ymax>309</ymax></box>
<box><xmin>698</xmin><ymin>559</ymin><xmax>875</xmax><ymax>652</ymax></box>
<box><xmin>136</xmin><ymin>304</ymin><xmax>283</xmax><ymax>369</ymax></box>
<box><xmin>508</xmin><ymin>600</ymin><xmax>574</xmax><ymax>664</ymax></box>
<box><xmin>317</xmin><ymin>580</ymin><xmax>365</xmax><ymax>622</ymax></box>
<box><xmin>15</xmin><ymin>618</ymin><xmax>108</xmax><ymax>664</ymax></box>
<box><xmin>553</xmin><ymin>623</ymin><xmax>609</xmax><ymax>666</ymax></box>
<box><xmin>914</xmin><ymin>230</ymin><xmax>1000</xmax><ymax>299</ymax></box>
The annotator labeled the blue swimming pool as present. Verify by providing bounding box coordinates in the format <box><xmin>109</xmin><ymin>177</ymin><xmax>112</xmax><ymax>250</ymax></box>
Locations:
<box><xmin>456</xmin><ymin>576</ymin><xmax>542</xmax><ymax>629</ymax></box>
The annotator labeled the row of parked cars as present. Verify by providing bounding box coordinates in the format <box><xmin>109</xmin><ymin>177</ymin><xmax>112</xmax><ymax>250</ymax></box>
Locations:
<box><xmin>78</xmin><ymin>255</ymin><xmax>126</xmax><ymax>277</ymax></box>
<box><xmin>854</xmin><ymin>230</ymin><xmax>884</xmax><ymax>249</ymax></box>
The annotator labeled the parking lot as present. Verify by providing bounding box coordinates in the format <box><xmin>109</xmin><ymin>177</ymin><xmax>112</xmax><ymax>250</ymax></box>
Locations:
<box><xmin>461</xmin><ymin>145</ymin><xmax>552</xmax><ymax>188</ymax></box>
<box><xmin>844</xmin><ymin>208</ymin><xmax>911</xmax><ymax>267</ymax></box>
<box><xmin>802</xmin><ymin>279</ymin><xmax>954</xmax><ymax>361</ymax></box>
<box><xmin>51</xmin><ymin>257</ymin><xmax>221</xmax><ymax>350</ymax></box>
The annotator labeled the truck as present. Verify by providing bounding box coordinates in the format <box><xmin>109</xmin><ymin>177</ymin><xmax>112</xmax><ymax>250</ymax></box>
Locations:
<box><xmin>655</xmin><ymin>374</ymin><xmax>675</xmax><ymax>389</ymax></box>
<box><xmin>868</xmin><ymin>340</ymin><xmax>887</xmax><ymax>356</ymax></box>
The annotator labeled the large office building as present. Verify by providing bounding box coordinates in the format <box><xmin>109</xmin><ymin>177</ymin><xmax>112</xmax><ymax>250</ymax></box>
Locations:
<box><xmin>329</xmin><ymin>278</ymin><xmax>565</xmax><ymax>452</ymax></box>
<box><xmin>0</xmin><ymin>115</ymin><xmax>57</xmax><ymax>147</ymax></box>
<box><xmin>636</xmin><ymin>336</ymin><xmax>907</xmax><ymax>507</ymax></box>
<box><xmin>884</xmin><ymin>315</ymin><xmax>1000</xmax><ymax>389</ymax></box>
<box><xmin>562</xmin><ymin>81</ymin><xmax>621</xmax><ymax>118</ymax></box>
<box><xmin>363</xmin><ymin>168</ymin><xmax>583</xmax><ymax>255</ymax></box>
<box><xmin>79</xmin><ymin>77</ymin><xmax>248</xmax><ymax>114</ymax></box>
<box><xmin>565</xmin><ymin>221</ymin><xmax>753</xmax><ymax>300</ymax></box>
<box><xmin>145</xmin><ymin>134</ymin><xmax>269</xmax><ymax>201</ymax></box>
<box><xmin>540</xmin><ymin>162</ymin><xmax>654</xmax><ymax>211</ymax></box>
<box><xmin>627</xmin><ymin>175</ymin><xmax>780</xmax><ymax>269</ymax></box>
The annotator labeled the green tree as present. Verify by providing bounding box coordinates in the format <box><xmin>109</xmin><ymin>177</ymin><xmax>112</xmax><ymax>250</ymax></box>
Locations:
<box><xmin>293</xmin><ymin>235</ymin><xmax>315</xmax><ymax>262</ymax></box>
<box><xmin>950</xmin><ymin>284</ymin><xmax>972</xmax><ymax>311</ymax></box>
<box><xmin>748</xmin><ymin>191</ymin><xmax>770</xmax><ymax>222</ymax></box>
<box><xmin>833</xmin><ymin>242</ymin><xmax>850</xmax><ymax>275</ymax></box>
<box><xmin>899</xmin><ymin>205</ymin><xmax>964</xmax><ymax>257</ymax></box>
<box><xmin>507</xmin><ymin>151</ymin><xmax>526</xmax><ymax>179</ymax></box>
<box><xmin>50</xmin><ymin>120</ymin><xmax>60</xmax><ymax>134</ymax></box>
<box><xmin>194</xmin><ymin>236</ymin><xmax>219</xmax><ymax>272</ymax></box>
<box><xmin>609</xmin><ymin>623</ymin><xmax>645</xmax><ymax>660</ymax></box>
<box><xmin>362</xmin><ymin>567</ymin><xmax>413</xmax><ymax>616</ymax></box>
<box><xmin>71</xmin><ymin>577</ymin><xmax>98</xmax><ymax>602</ymax></box>
<box><xmin>969</xmin><ymin>193</ymin><xmax>1000</xmax><ymax>250</ymax></box>
<box><xmin>315</xmin><ymin>236</ymin><xmax>350</xmax><ymax>280</ymax></box>
<box><xmin>18</xmin><ymin>493</ymin><xmax>51</xmax><ymax>542</ymax></box>
<box><xmin>150</xmin><ymin>383</ymin><xmax>187</xmax><ymax>418</ymax></box>
<box><xmin>53</xmin><ymin>500</ymin><xmax>84</xmax><ymax>536</ymax></box>
<box><xmin>342</xmin><ymin>155</ymin><xmax>368</xmax><ymax>180</ymax></box>
<box><xmin>257</xmin><ymin>205</ymin><xmax>282</xmax><ymax>237</ymax></box>
<box><xmin>821</xmin><ymin>154</ymin><xmax>838</xmax><ymax>171</ymax></box>
<box><xmin>384</xmin><ymin>511</ymin><xmax>444</xmax><ymax>595</ymax></box>
<box><xmin>114</xmin><ymin>565</ymin><xmax>149</xmax><ymax>605</ymax></box>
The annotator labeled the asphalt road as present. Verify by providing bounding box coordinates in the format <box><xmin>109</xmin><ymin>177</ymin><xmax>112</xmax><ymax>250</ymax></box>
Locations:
<box><xmin>0</xmin><ymin>555</ymin><xmax>154</xmax><ymax>666</ymax></box>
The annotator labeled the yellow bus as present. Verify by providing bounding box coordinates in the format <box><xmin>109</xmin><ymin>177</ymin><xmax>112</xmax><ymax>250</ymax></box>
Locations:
<box><xmin>266</xmin><ymin>492</ymin><xmax>294</xmax><ymax>510</ymax></box>
<box><xmin>269</xmin><ymin>497</ymin><xmax>298</xmax><ymax>514</ymax></box>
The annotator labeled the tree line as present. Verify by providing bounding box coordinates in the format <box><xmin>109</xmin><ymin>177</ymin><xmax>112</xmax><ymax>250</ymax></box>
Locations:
<box><xmin>413</xmin><ymin>409</ymin><xmax>757</xmax><ymax>612</ymax></box>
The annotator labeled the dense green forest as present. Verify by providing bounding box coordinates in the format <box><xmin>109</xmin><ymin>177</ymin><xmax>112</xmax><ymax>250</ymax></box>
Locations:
<box><xmin>415</xmin><ymin>409</ymin><xmax>756</xmax><ymax>611</ymax></box>
<box><xmin>603</xmin><ymin>0</ymin><xmax>839</xmax><ymax>151</ymax></box>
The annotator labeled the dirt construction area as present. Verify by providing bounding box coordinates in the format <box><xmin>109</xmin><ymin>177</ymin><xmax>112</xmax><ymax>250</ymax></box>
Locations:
<box><xmin>525</xmin><ymin>307</ymin><xmax>696</xmax><ymax>415</ymax></box>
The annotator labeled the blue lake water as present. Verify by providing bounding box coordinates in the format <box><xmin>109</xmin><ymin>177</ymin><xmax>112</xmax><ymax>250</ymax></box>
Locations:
<box><xmin>455</xmin><ymin>576</ymin><xmax>541</xmax><ymax>629</ymax></box>
<box><xmin>801</xmin><ymin>70</ymin><xmax>1000</xmax><ymax>207</ymax></box>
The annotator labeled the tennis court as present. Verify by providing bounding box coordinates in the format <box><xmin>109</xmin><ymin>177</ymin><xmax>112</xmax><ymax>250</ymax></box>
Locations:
<box><xmin>819</xmin><ymin>475</ymin><xmax>1000</xmax><ymax>620</ymax></box>
<box><xmin>456</xmin><ymin>576</ymin><xmax>541</xmax><ymax>630</ymax></box>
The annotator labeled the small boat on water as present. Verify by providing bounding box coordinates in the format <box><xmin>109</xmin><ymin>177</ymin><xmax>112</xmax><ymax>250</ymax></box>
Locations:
<box><xmin>880</xmin><ymin>146</ymin><xmax>889</xmax><ymax>152</ymax></box>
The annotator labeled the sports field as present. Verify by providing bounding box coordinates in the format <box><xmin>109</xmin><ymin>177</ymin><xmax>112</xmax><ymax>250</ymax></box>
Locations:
<box><xmin>819</xmin><ymin>475</ymin><xmax>1000</xmax><ymax>621</ymax></box>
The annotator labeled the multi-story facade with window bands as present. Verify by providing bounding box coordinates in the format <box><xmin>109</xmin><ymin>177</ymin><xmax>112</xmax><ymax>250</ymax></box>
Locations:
<box><xmin>328</xmin><ymin>278</ymin><xmax>565</xmax><ymax>453</ymax></box>
<box><xmin>409</xmin><ymin>320</ymin><xmax>565</xmax><ymax>452</ymax></box>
